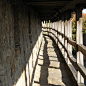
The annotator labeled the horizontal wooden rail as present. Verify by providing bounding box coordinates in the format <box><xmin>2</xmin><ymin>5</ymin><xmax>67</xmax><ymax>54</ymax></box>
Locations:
<box><xmin>42</xmin><ymin>27</ymin><xmax>52</xmax><ymax>29</ymax></box>
<box><xmin>78</xmin><ymin>44</ymin><xmax>86</xmax><ymax>57</ymax></box>
<box><xmin>42</xmin><ymin>27</ymin><xmax>86</xmax><ymax>81</ymax></box>
<box><xmin>68</xmin><ymin>38</ymin><xmax>76</xmax><ymax>47</ymax></box>
<box><xmin>53</xmin><ymin>31</ymin><xmax>86</xmax><ymax>81</ymax></box>
<box><xmin>52</xmin><ymin>28</ymin><xmax>57</xmax><ymax>32</ymax></box>
<box><xmin>42</xmin><ymin>30</ymin><xmax>52</xmax><ymax>33</ymax></box>
<box><xmin>43</xmin><ymin>27</ymin><xmax>86</xmax><ymax>58</ymax></box>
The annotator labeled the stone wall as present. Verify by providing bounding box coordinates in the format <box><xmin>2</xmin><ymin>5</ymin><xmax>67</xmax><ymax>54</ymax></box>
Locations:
<box><xmin>0</xmin><ymin>0</ymin><xmax>42</xmax><ymax>86</ymax></box>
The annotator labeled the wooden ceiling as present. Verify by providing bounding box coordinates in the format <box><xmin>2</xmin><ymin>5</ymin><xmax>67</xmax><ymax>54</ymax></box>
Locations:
<box><xmin>23</xmin><ymin>0</ymin><xmax>86</xmax><ymax>21</ymax></box>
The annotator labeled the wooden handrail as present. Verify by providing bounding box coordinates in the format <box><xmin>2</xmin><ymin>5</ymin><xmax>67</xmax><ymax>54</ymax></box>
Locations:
<box><xmin>78</xmin><ymin>44</ymin><xmax>86</xmax><ymax>57</ymax></box>
<box><xmin>42</xmin><ymin>27</ymin><xmax>52</xmax><ymax>29</ymax></box>
<box><xmin>68</xmin><ymin>38</ymin><xmax>76</xmax><ymax>47</ymax></box>
<box><xmin>42</xmin><ymin>27</ymin><xmax>86</xmax><ymax>58</ymax></box>
<box><xmin>42</xmin><ymin>27</ymin><xmax>86</xmax><ymax>81</ymax></box>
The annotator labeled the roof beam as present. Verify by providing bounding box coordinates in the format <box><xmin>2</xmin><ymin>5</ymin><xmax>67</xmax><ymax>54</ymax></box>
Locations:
<box><xmin>25</xmin><ymin>0</ymin><xmax>73</xmax><ymax>2</ymax></box>
<box><xmin>59</xmin><ymin>0</ymin><xmax>85</xmax><ymax>12</ymax></box>
<box><xmin>53</xmin><ymin>0</ymin><xmax>85</xmax><ymax>17</ymax></box>
<box><xmin>27</xmin><ymin>1</ymin><xmax>71</xmax><ymax>6</ymax></box>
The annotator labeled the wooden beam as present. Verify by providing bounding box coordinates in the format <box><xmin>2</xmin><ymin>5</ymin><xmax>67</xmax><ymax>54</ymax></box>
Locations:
<box><xmin>43</xmin><ymin>27</ymin><xmax>86</xmax><ymax>83</ymax></box>
<box><xmin>54</xmin><ymin>0</ymin><xmax>85</xmax><ymax>17</ymax></box>
<box><xmin>24</xmin><ymin>0</ymin><xmax>73</xmax><ymax>2</ymax></box>
<box><xmin>59</xmin><ymin>0</ymin><xmax>84</xmax><ymax>12</ymax></box>
<box><xmin>27</xmin><ymin>1</ymin><xmax>71</xmax><ymax>3</ymax></box>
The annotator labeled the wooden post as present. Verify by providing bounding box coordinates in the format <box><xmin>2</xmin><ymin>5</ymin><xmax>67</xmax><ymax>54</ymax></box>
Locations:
<box><xmin>56</xmin><ymin>15</ymin><xmax>60</xmax><ymax>48</ymax></box>
<box><xmin>54</xmin><ymin>22</ymin><xmax>56</xmax><ymax>43</ymax></box>
<box><xmin>57</xmin><ymin>21</ymin><xmax>59</xmax><ymax>45</ymax></box>
<box><xmin>51</xmin><ymin>22</ymin><xmax>53</xmax><ymax>38</ymax></box>
<box><xmin>64</xmin><ymin>20</ymin><xmax>67</xmax><ymax>59</ymax></box>
<box><xmin>48</xmin><ymin>21</ymin><xmax>49</xmax><ymax>35</ymax></box>
<box><xmin>52</xmin><ymin>22</ymin><xmax>54</xmax><ymax>38</ymax></box>
<box><xmin>59</xmin><ymin>20</ymin><xmax>62</xmax><ymax>49</ymax></box>
<box><xmin>56</xmin><ymin>21</ymin><xmax>58</xmax><ymax>44</ymax></box>
<box><xmin>76</xmin><ymin>4</ymin><xmax>84</xmax><ymax>85</ymax></box>
<box><xmin>42</xmin><ymin>21</ymin><xmax>44</xmax><ymax>27</ymax></box>
<box><xmin>69</xmin><ymin>18</ymin><xmax>72</xmax><ymax>53</ymax></box>
<box><xmin>62</xmin><ymin>13</ymin><xmax>65</xmax><ymax>55</ymax></box>
<box><xmin>48</xmin><ymin>22</ymin><xmax>49</xmax><ymax>27</ymax></box>
<box><xmin>55</xmin><ymin>22</ymin><xmax>57</xmax><ymax>43</ymax></box>
<box><xmin>68</xmin><ymin>18</ymin><xmax>72</xmax><ymax>64</ymax></box>
<box><xmin>58</xmin><ymin>20</ymin><xmax>60</xmax><ymax>47</ymax></box>
<box><xmin>51</xmin><ymin>22</ymin><xmax>53</xmax><ymax>37</ymax></box>
<box><xmin>67</xmin><ymin>19</ymin><xmax>72</xmax><ymax>64</ymax></box>
<box><xmin>44</xmin><ymin>21</ymin><xmax>46</xmax><ymax>27</ymax></box>
<box><xmin>58</xmin><ymin>20</ymin><xmax>60</xmax><ymax>48</ymax></box>
<box><xmin>54</xmin><ymin>22</ymin><xmax>55</xmax><ymax>40</ymax></box>
<box><xmin>60</xmin><ymin>20</ymin><xmax>62</xmax><ymax>50</ymax></box>
<box><xmin>65</xmin><ymin>10</ymin><xmax>72</xmax><ymax>64</ymax></box>
<box><xmin>50</xmin><ymin>22</ymin><xmax>52</xmax><ymax>36</ymax></box>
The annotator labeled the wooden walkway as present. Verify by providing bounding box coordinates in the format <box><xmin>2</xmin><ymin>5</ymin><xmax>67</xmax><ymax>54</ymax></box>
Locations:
<box><xmin>33</xmin><ymin>36</ymin><xmax>77</xmax><ymax>86</ymax></box>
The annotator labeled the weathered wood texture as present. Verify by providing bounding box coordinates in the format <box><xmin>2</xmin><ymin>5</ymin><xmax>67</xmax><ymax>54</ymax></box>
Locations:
<box><xmin>43</xmin><ymin>27</ymin><xmax>86</xmax><ymax>58</ymax></box>
<box><xmin>22</xmin><ymin>0</ymin><xmax>85</xmax><ymax>20</ymax></box>
<box><xmin>42</xmin><ymin>27</ymin><xmax>86</xmax><ymax>82</ymax></box>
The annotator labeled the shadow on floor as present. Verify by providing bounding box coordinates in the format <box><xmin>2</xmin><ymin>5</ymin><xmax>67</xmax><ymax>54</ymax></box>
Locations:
<box><xmin>34</xmin><ymin>35</ymin><xmax>78</xmax><ymax>86</ymax></box>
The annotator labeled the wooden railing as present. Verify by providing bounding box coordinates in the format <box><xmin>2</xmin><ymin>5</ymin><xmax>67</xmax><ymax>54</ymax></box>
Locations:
<box><xmin>42</xmin><ymin>27</ymin><xmax>86</xmax><ymax>83</ymax></box>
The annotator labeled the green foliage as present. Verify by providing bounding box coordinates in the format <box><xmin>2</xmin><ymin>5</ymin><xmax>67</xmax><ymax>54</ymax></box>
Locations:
<box><xmin>82</xmin><ymin>20</ymin><xmax>86</xmax><ymax>30</ymax></box>
<box><xmin>72</xmin><ymin>12</ymin><xmax>86</xmax><ymax>53</ymax></box>
<box><xmin>72</xmin><ymin>34</ymin><xmax>76</xmax><ymax>41</ymax></box>
<box><xmin>82</xmin><ymin>12</ymin><xmax>86</xmax><ymax>32</ymax></box>
<box><xmin>72</xmin><ymin>14</ymin><xmax>76</xmax><ymax>41</ymax></box>
<box><xmin>72</xmin><ymin>14</ymin><xmax>76</xmax><ymax>53</ymax></box>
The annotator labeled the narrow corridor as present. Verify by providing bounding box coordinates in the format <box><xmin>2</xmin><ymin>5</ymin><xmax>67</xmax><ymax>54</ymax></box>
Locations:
<box><xmin>33</xmin><ymin>35</ymin><xmax>77</xmax><ymax>86</ymax></box>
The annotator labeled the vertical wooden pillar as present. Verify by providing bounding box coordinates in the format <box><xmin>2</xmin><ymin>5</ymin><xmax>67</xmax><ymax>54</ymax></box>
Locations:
<box><xmin>47</xmin><ymin>21</ymin><xmax>49</xmax><ymax>35</ymax></box>
<box><xmin>56</xmin><ymin>21</ymin><xmax>58</xmax><ymax>44</ymax></box>
<box><xmin>44</xmin><ymin>21</ymin><xmax>46</xmax><ymax>27</ymax></box>
<box><xmin>57</xmin><ymin>15</ymin><xmax>61</xmax><ymax>48</ymax></box>
<box><xmin>69</xmin><ymin>18</ymin><xmax>72</xmax><ymax>53</ymax></box>
<box><xmin>58</xmin><ymin>14</ymin><xmax>62</xmax><ymax>49</ymax></box>
<box><xmin>55</xmin><ymin>22</ymin><xmax>57</xmax><ymax>43</ymax></box>
<box><xmin>58</xmin><ymin>20</ymin><xmax>59</xmax><ymax>47</ymax></box>
<box><xmin>48</xmin><ymin>22</ymin><xmax>49</xmax><ymax>27</ymax></box>
<box><xmin>62</xmin><ymin>13</ymin><xmax>65</xmax><ymax>55</ymax></box>
<box><xmin>64</xmin><ymin>19</ymin><xmax>67</xmax><ymax>59</ymax></box>
<box><xmin>76</xmin><ymin>4</ymin><xmax>84</xmax><ymax>85</ymax></box>
<box><xmin>42</xmin><ymin>21</ymin><xmax>44</xmax><ymax>34</ymax></box>
<box><xmin>67</xmin><ymin>19</ymin><xmax>72</xmax><ymax>64</ymax></box>
<box><xmin>52</xmin><ymin>22</ymin><xmax>54</xmax><ymax>38</ymax></box>
<box><xmin>49</xmin><ymin>22</ymin><xmax>51</xmax><ymax>36</ymax></box>
<box><xmin>54</xmin><ymin>22</ymin><xmax>55</xmax><ymax>40</ymax></box>
<box><xmin>59</xmin><ymin>14</ymin><xmax>62</xmax><ymax>49</ymax></box>
<box><xmin>64</xmin><ymin>10</ymin><xmax>72</xmax><ymax>64</ymax></box>
<box><xmin>51</xmin><ymin>22</ymin><xmax>53</xmax><ymax>37</ymax></box>
<box><xmin>53</xmin><ymin>22</ymin><xmax>55</xmax><ymax>40</ymax></box>
<box><xmin>42</xmin><ymin>21</ymin><xmax>44</xmax><ymax>27</ymax></box>
<box><xmin>60</xmin><ymin>20</ymin><xmax>62</xmax><ymax>51</ymax></box>
<box><xmin>67</xmin><ymin>10</ymin><xmax>72</xmax><ymax>64</ymax></box>
<box><xmin>57</xmin><ymin>20</ymin><xmax>59</xmax><ymax>44</ymax></box>
<box><xmin>54</xmin><ymin>22</ymin><xmax>56</xmax><ymax>42</ymax></box>
<box><xmin>50</xmin><ymin>22</ymin><xmax>52</xmax><ymax>36</ymax></box>
<box><xmin>58</xmin><ymin>20</ymin><xmax>60</xmax><ymax>48</ymax></box>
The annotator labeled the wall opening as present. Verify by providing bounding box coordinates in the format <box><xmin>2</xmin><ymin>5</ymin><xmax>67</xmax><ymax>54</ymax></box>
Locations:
<box><xmin>71</xmin><ymin>11</ymin><xmax>76</xmax><ymax>58</ymax></box>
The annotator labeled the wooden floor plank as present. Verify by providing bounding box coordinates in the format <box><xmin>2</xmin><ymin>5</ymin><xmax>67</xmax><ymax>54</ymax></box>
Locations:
<box><xmin>33</xmin><ymin>36</ymin><xmax>77</xmax><ymax>86</ymax></box>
